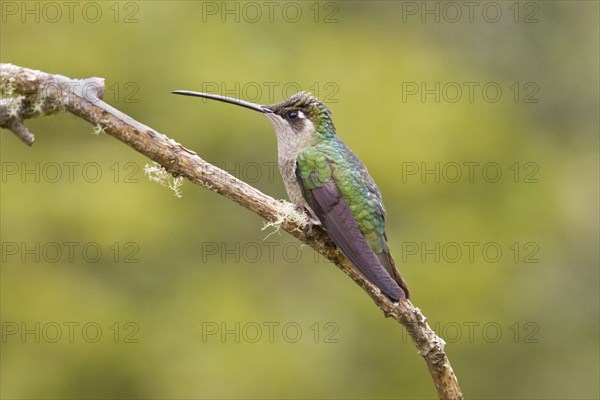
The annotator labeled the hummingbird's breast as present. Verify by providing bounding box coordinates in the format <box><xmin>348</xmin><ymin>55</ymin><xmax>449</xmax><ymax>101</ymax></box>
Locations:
<box><xmin>278</xmin><ymin>149</ymin><xmax>310</xmax><ymax>209</ymax></box>
<box><xmin>264</xmin><ymin>112</ymin><xmax>316</xmax><ymax>211</ymax></box>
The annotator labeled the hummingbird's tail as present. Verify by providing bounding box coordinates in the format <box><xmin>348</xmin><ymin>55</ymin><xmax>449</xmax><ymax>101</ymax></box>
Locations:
<box><xmin>377</xmin><ymin>249</ymin><xmax>410</xmax><ymax>299</ymax></box>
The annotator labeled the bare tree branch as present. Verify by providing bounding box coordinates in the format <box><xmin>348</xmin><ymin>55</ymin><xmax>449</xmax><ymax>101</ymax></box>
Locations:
<box><xmin>0</xmin><ymin>63</ymin><xmax>463</xmax><ymax>400</ymax></box>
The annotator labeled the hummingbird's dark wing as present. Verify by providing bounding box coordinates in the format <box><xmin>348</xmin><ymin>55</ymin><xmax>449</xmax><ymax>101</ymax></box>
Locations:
<box><xmin>296</xmin><ymin>161</ymin><xmax>407</xmax><ymax>301</ymax></box>
<box><xmin>310</xmin><ymin>178</ymin><xmax>406</xmax><ymax>300</ymax></box>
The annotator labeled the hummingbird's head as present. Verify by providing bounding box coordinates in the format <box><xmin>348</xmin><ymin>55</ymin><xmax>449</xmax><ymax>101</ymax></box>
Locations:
<box><xmin>264</xmin><ymin>92</ymin><xmax>335</xmax><ymax>142</ymax></box>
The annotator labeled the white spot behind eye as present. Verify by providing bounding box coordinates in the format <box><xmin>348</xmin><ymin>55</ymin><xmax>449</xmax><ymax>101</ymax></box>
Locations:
<box><xmin>297</xmin><ymin>111</ymin><xmax>305</xmax><ymax>119</ymax></box>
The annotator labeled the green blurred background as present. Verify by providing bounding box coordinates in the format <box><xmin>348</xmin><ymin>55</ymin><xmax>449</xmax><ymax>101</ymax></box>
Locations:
<box><xmin>1</xmin><ymin>1</ymin><xmax>598</xmax><ymax>399</ymax></box>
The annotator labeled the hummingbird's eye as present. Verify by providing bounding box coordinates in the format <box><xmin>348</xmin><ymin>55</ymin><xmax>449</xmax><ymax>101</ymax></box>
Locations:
<box><xmin>287</xmin><ymin>110</ymin><xmax>299</xmax><ymax>120</ymax></box>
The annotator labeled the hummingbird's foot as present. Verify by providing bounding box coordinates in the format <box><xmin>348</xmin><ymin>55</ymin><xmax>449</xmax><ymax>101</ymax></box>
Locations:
<box><xmin>296</xmin><ymin>205</ymin><xmax>321</xmax><ymax>236</ymax></box>
<box><xmin>306</xmin><ymin>216</ymin><xmax>322</xmax><ymax>236</ymax></box>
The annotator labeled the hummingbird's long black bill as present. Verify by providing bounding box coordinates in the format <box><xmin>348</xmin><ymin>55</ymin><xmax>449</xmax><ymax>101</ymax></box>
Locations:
<box><xmin>172</xmin><ymin>90</ymin><xmax>272</xmax><ymax>113</ymax></box>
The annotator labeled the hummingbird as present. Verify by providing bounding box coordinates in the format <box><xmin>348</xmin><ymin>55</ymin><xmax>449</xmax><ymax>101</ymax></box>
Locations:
<box><xmin>172</xmin><ymin>90</ymin><xmax>410</xmax><ymax>301</ymax></box>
